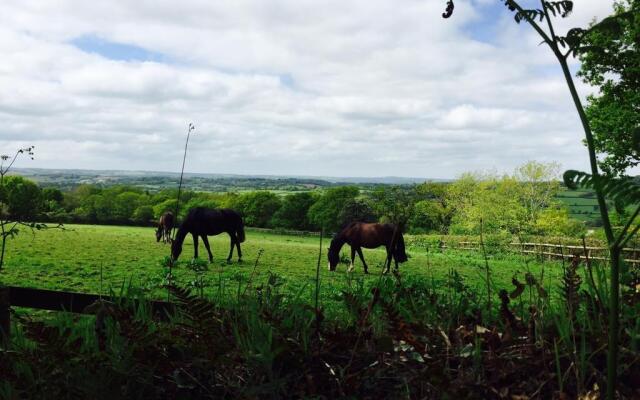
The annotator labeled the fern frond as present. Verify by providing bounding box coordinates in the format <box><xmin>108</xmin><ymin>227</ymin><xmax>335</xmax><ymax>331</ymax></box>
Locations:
<box><xmin>168</xmin><ymin>285</ymin><xmax>223</xmax><ymax>334</ymax></box>
<box><xmin>562</xmin><ymin>255</ymin><xmax>582</xmax><ymax>322</ymax></box>
<box><xmin>543</xmin><ymin>1</ymin><xmax>573</xmax><ymax>18</ymax></box>
<box><xmin>514</xmin><ymin>8</ymin><xmax>545</xmax><ymax>24</ymax></box>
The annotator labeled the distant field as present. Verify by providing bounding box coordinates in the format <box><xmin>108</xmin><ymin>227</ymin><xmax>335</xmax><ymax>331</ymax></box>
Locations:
<box><xmin>2</xmin><ymin>224</ymin><xmax>566</xmax><ymax>317</ymax></box>
<box><xmin>557</xmin><ymin>188</ymin><xmax>601</xmax><ymax>224</ymax></box>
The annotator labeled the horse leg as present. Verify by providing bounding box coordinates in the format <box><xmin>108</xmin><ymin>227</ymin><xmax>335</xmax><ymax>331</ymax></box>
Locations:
<box><xmin>192</xmin><ymin>233</ymin><xmax>199</xmax><ymax>259</ymax></box>
<box><xmin>348</xmin><ymin>247</ymin><xmax>356</xmax><ymax>272</ymax></box>
<box><xmin>201</xmin><ymin>235</ymin><xmax>213</xmax><ymax>262</ymax></box>
<box><xmin>226</xmin><ymin>233</ymin><xmax>235</xmax><ymax>263</ymax></box>
<box><xmin>236</xmin><ymin>235</ymin><xmax>243</xmax><ymax>262</ymax></box>
<box><xmin>356</xmin><ymin>248</ymin><xmax>368</xmax><ymax>274</ymax></box>
<box><xmin>384</xmin><ymin>246</ymin><xmax>392</xmax><ymax>274</ymax></box>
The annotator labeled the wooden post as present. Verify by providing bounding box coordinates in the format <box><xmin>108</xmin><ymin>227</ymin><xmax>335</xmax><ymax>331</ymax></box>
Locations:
<box><xmin>0</xmin><ymin>286</ymin><xmax>9</xmax><ymax>346</ymax></box>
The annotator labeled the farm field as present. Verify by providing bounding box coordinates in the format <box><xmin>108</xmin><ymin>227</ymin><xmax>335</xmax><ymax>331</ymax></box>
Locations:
<box><xmin>1</xmin><ymin>224</ymin><xmax>567</xmax><ymax>317</ymax></box>
<box><xmin>557</xmin><ymin>188</ymin><xmax>601</xmax><ymax>224</ymax></box>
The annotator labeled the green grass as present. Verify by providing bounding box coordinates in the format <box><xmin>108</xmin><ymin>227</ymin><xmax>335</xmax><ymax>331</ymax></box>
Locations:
<box><xmin>0</xmin><ymin>224</ymin><xmax>567</xmax><ymax>318</ymax></box>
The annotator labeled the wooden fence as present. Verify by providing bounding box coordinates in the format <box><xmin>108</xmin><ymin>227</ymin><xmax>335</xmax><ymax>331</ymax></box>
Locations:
<box><xmin>247</xmin><ymin>227</ymin><xmax>322</xmax><ymax>237</ymax></box>
<box><xmin>447</xmin><ymin>241</ymin><xmax>640</xmax><ymax>265</ymax></box>
<box><xmin>0</xmin><ymin>286</ymin><xmax>174</xmax><ymax>343</ymax></box>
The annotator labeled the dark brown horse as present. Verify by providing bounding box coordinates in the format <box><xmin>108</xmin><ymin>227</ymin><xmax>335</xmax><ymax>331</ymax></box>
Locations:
<box><xmin>155</xmin><ymin>211</ymin><xmax>175</xmax><ymax>243</ymax></box>
<box><xmin>171</xmin><ymin>207</ymin><xmax>245</xmax><ymax>263</ymax></box>
<box><xmin>327</xmin><ymin>222</ymin><xmax>407</xmax><ymax>274</ymax></box>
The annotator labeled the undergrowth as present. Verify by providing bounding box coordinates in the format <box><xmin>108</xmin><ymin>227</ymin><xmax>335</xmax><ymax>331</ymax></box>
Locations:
<box><xmin>1</xmin><ymin>256</ymin><xmax>639</xmax><ymax>399</ymax></box>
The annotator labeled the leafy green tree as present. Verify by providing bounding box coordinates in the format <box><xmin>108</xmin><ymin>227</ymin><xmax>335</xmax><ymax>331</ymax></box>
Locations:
<box><xmin>449</xmin><ymin>174</ymin><xmax>525</xmax><ymax>235</ymax></box>
<box><xmin>43</xmin><ymin>188</ymin><xmax>63</xmax><ymax>204</ymax></box>
<box><xmin>307</xmin><ymin>186</ymin><xmax>359</xmax><ymax>232</ymax></box>
<box><xmin>1</xmin><ymin>176</ymin><xmax>42</xmax><ymax>220</ymax></box>
<box><xmin>337</xmin><ymin>198</ymin><xmax>376</xmax><ymax>227</ymax></box>
<box><xmin>410</xmin><ymin>200</ymin><xmax>447</xmax><ymax>233</ymax></box>
<box><xmin>271</xmin><ymin>192</ymin><xmax>317</xmax><ymax>230</ymax></box>
<box><xmin>133</xmin><ymin>205</ymin><xmax>155</xmax><ymax>223</ymax></box>
<box><xmin>535</xmin><ymin>206</ymin><xmax>586</xmax><ymax>236</ymax></box>
<box><xmin>514</xmin><ymin>161</ymin><xmax>562</xmax><ymax>231</ymax></box>
<box><xmin>578</xmin><ymin>0</ymin><xmax>640</xmax><ymax>176</ymax></box>
<box><xmin>411</xmin><ymin>182</ymin><xmax>454</xmax><ymax>233</ymax></box>
<box><xmin>113</xmin><ymin>192</ymin><xmax>143</xmax><ymax>221</ymax></box>
<box><xmin>93</xmin><ymin>193</ymin><xmax>116</xmax><ymax>222</ymax></box>
<box><xmin>0</xmin><ymin>146</ymin><xmax>38</xmax><ymax>271</ymax></box>
<box><xmin>183</xmin><ymin>197</ymin><xmax>221</xmax><ymax>213</ymax></box>
<box><xmin>235</xmin><ymin>191</ymin><xmax>282</xmax><ymax>227</ymax></box>
<box><xmin>153</xmin><ymin>199</ymin><xmax>178</xmax><ymax>220</ymax></box>
<box><xmin>370</xmin><ymin>186</ymin><xmax>415</xmax><ymax>227</ymax></box>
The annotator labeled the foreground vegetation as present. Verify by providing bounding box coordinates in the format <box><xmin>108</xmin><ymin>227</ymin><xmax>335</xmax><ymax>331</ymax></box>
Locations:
<box><xmin>1</xmin><ymin>224</ymin><xmax>638</xmax><ymax>398</ymax></box>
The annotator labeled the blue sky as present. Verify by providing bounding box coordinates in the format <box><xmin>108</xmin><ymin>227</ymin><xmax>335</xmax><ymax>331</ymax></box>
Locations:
<box><xmin>71</xmin><ymin>34</ymin><xmax>167</xmax><ymax>63</ymax></box>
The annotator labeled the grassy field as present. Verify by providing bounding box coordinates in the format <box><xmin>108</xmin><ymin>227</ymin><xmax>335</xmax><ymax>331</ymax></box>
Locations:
<box><xmin>1</xmin><ymin>224</ymin><xmax>568</xmax><ymax>318</ymax></box>
<box><xmin>557</xmin><ymin>188</ymin><xmax>601</xmax><ymax>224</ymax></box>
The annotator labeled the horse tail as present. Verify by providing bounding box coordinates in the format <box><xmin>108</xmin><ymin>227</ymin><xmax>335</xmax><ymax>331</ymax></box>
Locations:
<box><xmin>237</xmin><ymin>217</ymin><xmax>246</xmax><ymax>243</ymax></box>
<box><xmin>394</xmin><ymin>232</ymin><xmax>408</xmax><ymax>263</ymax></box>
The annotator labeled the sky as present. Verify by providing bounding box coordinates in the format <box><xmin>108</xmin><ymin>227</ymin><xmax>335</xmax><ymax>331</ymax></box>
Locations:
<box><xmin>0</xmin><ymin>0</ymin><xmax>616</xmax><ymax>179</ymax></box>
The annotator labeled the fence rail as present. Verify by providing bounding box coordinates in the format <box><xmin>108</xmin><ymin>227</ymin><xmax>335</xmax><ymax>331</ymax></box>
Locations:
<box><xmin>442</xmin><ymin>241</ymin><xmax>640</xmax><ymax>265</ymax></box>
<box><xmin>246</xmin><ymin>227</ymin><xmax>322</xmax><ymax>237</ymax></box>
<box><xmin>0</xmin><ymin>286</ymin><xmax>174</xmax><ymax>343</ymax></box>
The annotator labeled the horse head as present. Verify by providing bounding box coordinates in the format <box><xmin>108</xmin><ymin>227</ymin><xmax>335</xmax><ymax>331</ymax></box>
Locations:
<box><xmin>155</xmin><ymin>226</ymin><xmax>163</xmax><ymax>242</ymax></box>
<box><xmin>327</xmin><ymin>241</ymin><xmax>341</xmax><ymax>271</ymax></box>
<box><xmin>171</xmin><ymin>238</ymin><xmax>182</xmax><ymax>261</ymax></box>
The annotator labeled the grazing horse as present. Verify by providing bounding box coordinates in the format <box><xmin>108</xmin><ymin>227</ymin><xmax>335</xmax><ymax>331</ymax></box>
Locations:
<box><xmin>155</xmin><ymin>211</ymin><xmax>175</xmax><ymax>243</ymax></box>
<box><xmin>171</xmin><ymin>207</ymin><xmax>245</xmax><ymax>263</ymax></box>
<box><xmin>327</xmin><ymin>222</ymin><xmax>407</xmax><ymax>274</ymax></box>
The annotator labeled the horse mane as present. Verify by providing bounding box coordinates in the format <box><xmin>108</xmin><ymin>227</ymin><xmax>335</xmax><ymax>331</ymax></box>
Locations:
<box><xmin>173</xmin><ymin>222</ymin><xmax>189</xmax><ymax>248</ymax></box>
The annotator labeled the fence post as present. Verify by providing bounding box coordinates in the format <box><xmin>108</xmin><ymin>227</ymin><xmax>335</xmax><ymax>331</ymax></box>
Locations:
<box><xmin>0</xmin><ymin>286</ymin><xmax>9</xmax><ymax>346</ymax></box>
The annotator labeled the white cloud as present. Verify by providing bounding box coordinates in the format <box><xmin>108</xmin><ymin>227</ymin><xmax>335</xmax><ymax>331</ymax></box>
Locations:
<box><xmin>0</xmin><ymin>0</ymin><xmax>616</xmax><ymax>179</ymax></box>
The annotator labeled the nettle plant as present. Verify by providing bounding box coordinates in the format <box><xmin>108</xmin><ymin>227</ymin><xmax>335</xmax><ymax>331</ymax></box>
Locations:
<box><xmin>442</xmin><ymin>1</ymin><xmax>638</xmax><ymax>398</ymax></box>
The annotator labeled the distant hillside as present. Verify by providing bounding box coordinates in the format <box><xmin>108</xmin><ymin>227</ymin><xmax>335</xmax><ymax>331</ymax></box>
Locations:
<box><xmin>12</xmin><ymin>168</ymin><xmax>444</xmax><ymax>192</ymax></box>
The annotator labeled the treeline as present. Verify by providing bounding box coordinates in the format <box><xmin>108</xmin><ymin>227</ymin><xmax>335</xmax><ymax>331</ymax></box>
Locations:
<box><xmin>4</xmin><ymin>161</ymin><xmax>589</xmax><ymax>237</ymax></box>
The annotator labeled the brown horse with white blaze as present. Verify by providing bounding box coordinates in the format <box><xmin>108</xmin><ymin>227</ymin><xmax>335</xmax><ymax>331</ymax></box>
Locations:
<box><xmin>156</xmin><ymin>211</ymin><xmax>175</xmax><ymax>243</ymax></box>
<box><xmin>327</xmin><ymin>222</ymin><xmax>407</xmax><ymax>274</ymax></box>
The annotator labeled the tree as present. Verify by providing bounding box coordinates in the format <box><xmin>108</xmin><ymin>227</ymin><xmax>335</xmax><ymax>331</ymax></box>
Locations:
<box><xmin>0</xmin><ymin>146</ymin><xmax>38</xmax><ymax>271</ymax></box>
<box><xmin>271</xmin><ymin>192</ymin><xmax>317</xmax><ymax>230</ymax></box>
<box><xmin>536</xmin><ymin>206</ymin><xmax>586</xmax><ymax>236</ymax></box>
<box><xmin>307</xmin><ymin>186</ymin><xmax>359</xmax><ymax>232</ymax></box>
<box><xmin>133</xmin><ymin>205</ymin><xmax>155</xmax><ymax>224</ymax></box>
<box><xmin>153</xmin><ymin>199</ymin><xmax>178</xmax><ymax>220</ymax></box>
<box><xmin>448</xmin><ymin>174</ymin><xmax>525</xmax><ymax>235</ymax></box>
<box><xmin>444</xmin><ymin>2</ymin><xmax>635</xmax><ymax>396</ymax></box>
<box><xmin>370</xmin><ymin>186</ymin><xmax>415</xmax><ymax>227</ymax></box>
<box><xmin>578</xmin><ymin>0</ymin><xmax>640</xmax><ymax>176</ymax></box>
<box><xmin>514</xmin><ymin>161</ymin><xmax>561</xmax><ymax>231</ymax></box>
<box><xmin>43</xmin><ymin>187</ymin><xmax>63</xmax><ymax>204</ymax></box>
<box><xmin>337</xmin><ymin>198</ymin><xmax>376</xmax><ymax>227</ymax></box>
<box><xmin>1</xmin><ymin>176</ymin><xmax>42</xmax><ymax>220</ymax></box>
<box><xmin>235</xmin><ymin>191</ymin><xmax>282</xmax><ymax>228</ymax></box>
<box><xmin>410</xmin><ymin>200</ymin><xmax>447</xmax><ymax>233</ymax></box>
<box><xmin>411</xmin><ymin>182</ymin><xmax>454</xmax><ymax>233</ymax></box>
<box><xmin>113</xmin><ymin>192</ymin><xmax>143</xmax><ymax>221</ymax></box>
